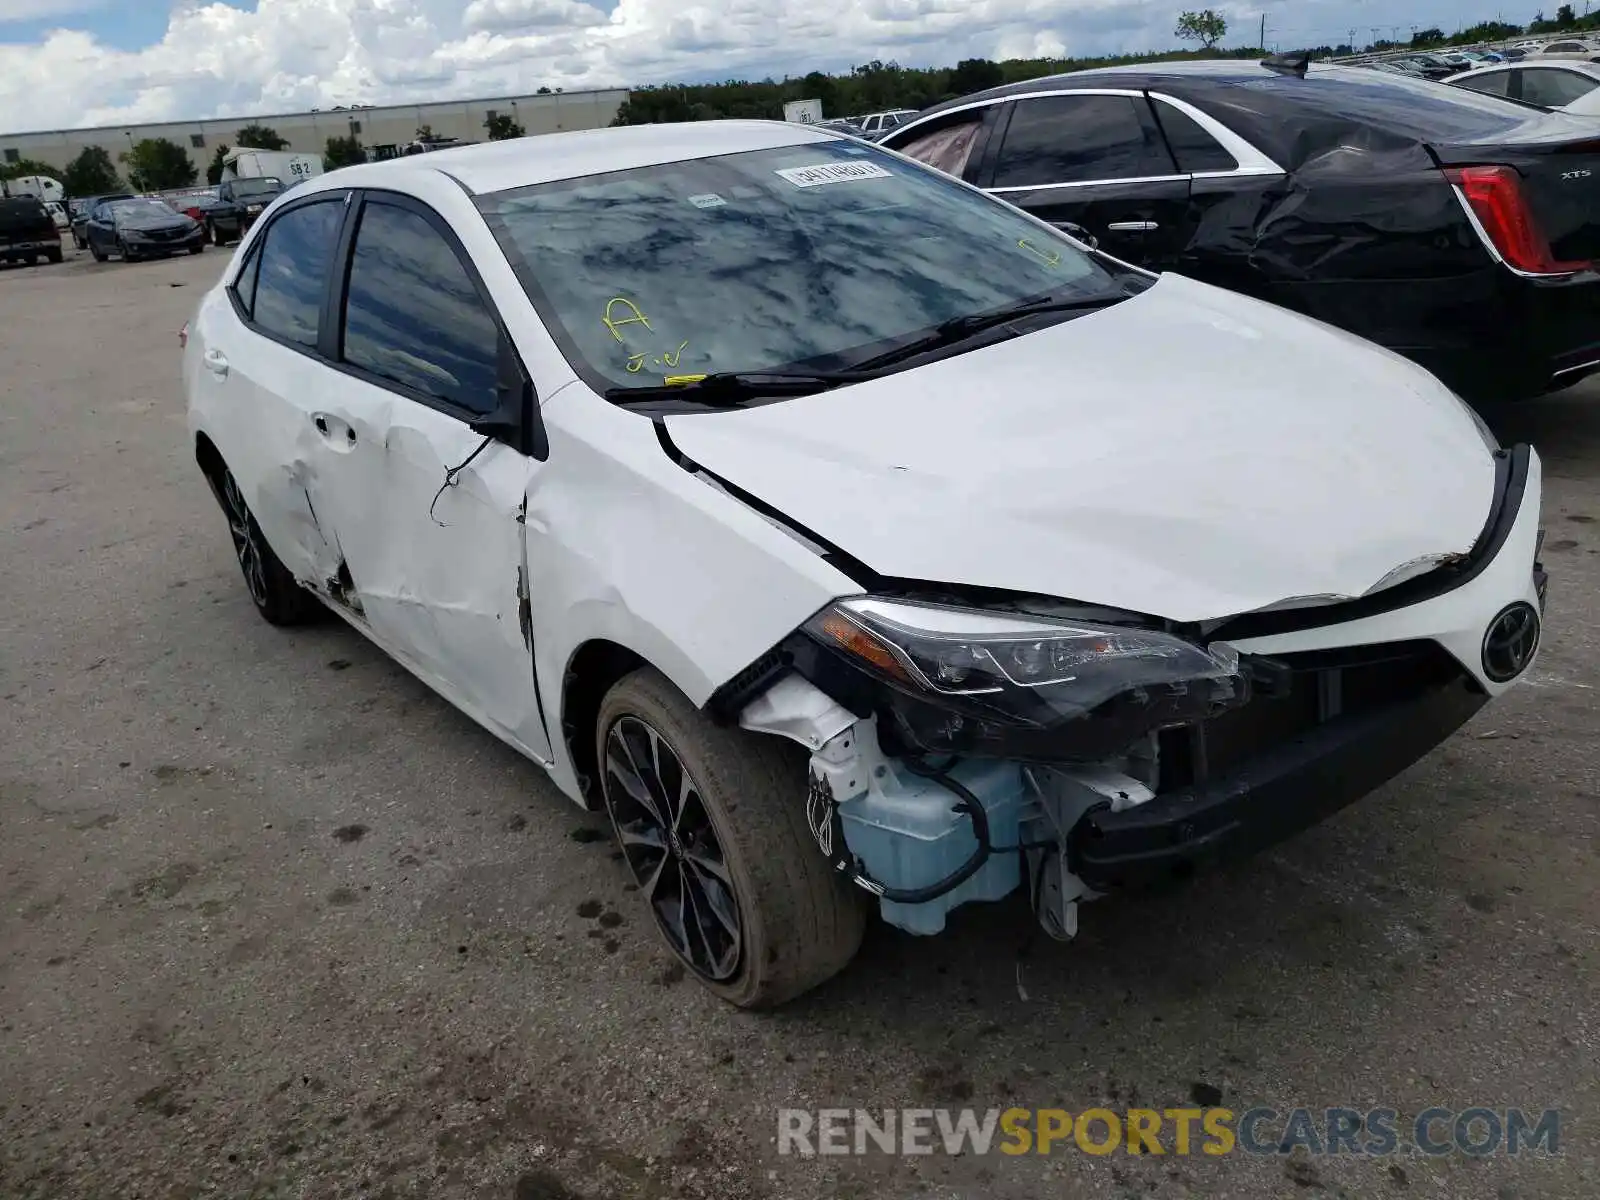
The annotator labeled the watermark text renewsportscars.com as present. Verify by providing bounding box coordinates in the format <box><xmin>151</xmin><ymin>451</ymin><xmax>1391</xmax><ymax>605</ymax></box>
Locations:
<box><xmin>777</xmin><ymin>1107</ymin><xmax>1561</xmax><ymax>1158</ymax></box>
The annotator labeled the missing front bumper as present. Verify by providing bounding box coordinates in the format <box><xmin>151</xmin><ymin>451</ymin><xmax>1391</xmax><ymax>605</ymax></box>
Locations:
<box><xmin>1066</xmin><ymin>676</ymin><xmax>1488</xmax><ymax>890</ymax></box>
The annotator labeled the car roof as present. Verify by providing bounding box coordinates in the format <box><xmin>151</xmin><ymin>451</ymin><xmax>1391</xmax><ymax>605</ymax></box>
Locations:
<box><xmin>291</xmin><ymin>120</ymin><xmax>838</xmax><ymax>197</ymax></box>
<box><xmin>1450</xmin><ymin>59</ymin><xmax>1600</xmax><ymax>78</ymax></box>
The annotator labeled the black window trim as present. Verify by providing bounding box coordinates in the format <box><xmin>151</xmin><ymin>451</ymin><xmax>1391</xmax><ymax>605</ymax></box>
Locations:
<box><xmin>984</xmin><ymin>91</ymin><xmax>1182</xmax><ymax>193</ymax></box>
<box><xmin>322</xmin><ymin>188</ymin><xmax>533</xmax><ymax>431</ymax></box>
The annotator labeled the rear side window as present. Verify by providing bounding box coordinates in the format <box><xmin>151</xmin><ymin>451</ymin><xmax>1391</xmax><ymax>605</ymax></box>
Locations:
<box><xmin>992</xmin><ymin>95</ymin><xmax>1174</xmax><ymax>188</ymax></box>
<box><xmin>1151</xmin><ymin>102</ymin><xmax>1239</xmax><ymax>173</ymax></box>
<box><xmin>340</xmin><ymin>200</ymin><xmax>501</xmax><ymax>414</ymax></box>
<box><xmin>1452</xmin><ymin>70</ymin><xmax>1513</xmax><ymax>97</ymax></box>
<box><xmin>1520</xmin><ymin>69</ymin><xmax>1600</xmax><ymax>107</ymax></box>
<box><xmin>251</xmin><ymin>200</ymin><xmax>343</xmax><ymax>348</ymax></box>
<box><xmin>895</xmin><ymin>117</ymin><xmax>985</xmax><ymax>177</ymax></box>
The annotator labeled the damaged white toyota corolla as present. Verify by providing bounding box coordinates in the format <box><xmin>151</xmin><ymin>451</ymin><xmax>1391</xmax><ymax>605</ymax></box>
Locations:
<box><xmin>184</xmin><ymin>121</ymin><xmax>1548</xmax><ymax>1007</ymax></box>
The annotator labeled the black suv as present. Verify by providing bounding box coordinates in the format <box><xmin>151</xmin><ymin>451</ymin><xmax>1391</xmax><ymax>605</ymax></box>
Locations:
<box><xmin>1</xmin><ymin>196</ymin><xmax>63</xmax><ymax>265</ymax></box>
<box><xmin>205</xmin><ymin>177</ymin><xmax>285</xmax><ymax>245</ymax></box>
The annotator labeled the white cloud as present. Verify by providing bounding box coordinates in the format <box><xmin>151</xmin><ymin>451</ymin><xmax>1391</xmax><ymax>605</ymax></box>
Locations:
<box><xmin>463</xmin><ymin>0</ymin><xmax>607</xmax><ymax>33</ymax></box>
<box><xmin>0</xmin><ymin>0</ymin><xmax>1528</xmax><ymax>135</ymax></box>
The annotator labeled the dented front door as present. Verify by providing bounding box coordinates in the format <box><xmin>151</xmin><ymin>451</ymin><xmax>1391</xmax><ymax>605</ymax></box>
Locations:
<box><xmin>304</xmin><ymin>381</ymin><xmax>552</xmax><ymax>761</ymax></box>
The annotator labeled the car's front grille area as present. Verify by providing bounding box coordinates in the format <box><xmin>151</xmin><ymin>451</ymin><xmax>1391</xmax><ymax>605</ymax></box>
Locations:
<box><xmin>1158</xmin><ymin>640</ymin><xmax>1468</xmax><ymax>789</ymax></box>
<box><xmin>145</xmin><ymin>228</ymin><xmax>183</xmax><ymax>241</ymax></box>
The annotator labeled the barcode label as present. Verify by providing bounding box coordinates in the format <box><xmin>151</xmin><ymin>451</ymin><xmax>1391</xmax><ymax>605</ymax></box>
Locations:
<box><xmin>775</xmin><ymin>161</ymin><xmax>893</xmax><ymax>188</ymax></box>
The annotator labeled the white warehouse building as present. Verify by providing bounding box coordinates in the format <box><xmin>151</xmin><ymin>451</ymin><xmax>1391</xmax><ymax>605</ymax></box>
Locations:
<box><xmin>1</xmin><ymin>88</ymin><xmax>630</xmax><ymax>179</ymax></box>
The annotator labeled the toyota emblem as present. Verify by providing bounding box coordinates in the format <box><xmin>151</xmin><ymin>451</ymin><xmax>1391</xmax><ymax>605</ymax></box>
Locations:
<box><xmin>1481</xmin><ymin>602</ymin><xmax>1540</xmax><ymax>683</ymax></box>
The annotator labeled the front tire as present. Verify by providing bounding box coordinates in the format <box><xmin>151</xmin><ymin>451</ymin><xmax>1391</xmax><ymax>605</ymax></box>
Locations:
<box><xmin>89</xmin><ymin>240</ymin><xmax>106</xmax><ymax>262</ymax></box>
<box><xmin>46</xmin><ymin>247</ymin><xmax>63</xmax><ymax>264</ymax></box>
<box><xmin>216</xmin><ymin>468</ymin><xmax>320</xmax><ymax>626</ymax></box>
<box><xmin>596</xmin><ymin>669</ymin><xmax>865</xmax><ymax>1009</ymax></box>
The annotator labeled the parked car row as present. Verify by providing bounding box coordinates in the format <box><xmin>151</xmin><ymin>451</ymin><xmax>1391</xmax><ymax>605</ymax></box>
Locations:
<box><xmin>182</xmin><ymin>58</ymin><xmax>1552</xmax><ymax>1006</ymax></box>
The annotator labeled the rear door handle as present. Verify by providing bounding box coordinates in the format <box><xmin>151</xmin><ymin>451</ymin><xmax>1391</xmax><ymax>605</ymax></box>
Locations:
<box><xmin>203</xmin><ymin>349</ymin><xmax>229</xmax><ymax>377</ymax></box>
<box><xmin>1106</xmin><ymin>221</ymin><xmax>1160</xmax><ymax>232</ymax></box>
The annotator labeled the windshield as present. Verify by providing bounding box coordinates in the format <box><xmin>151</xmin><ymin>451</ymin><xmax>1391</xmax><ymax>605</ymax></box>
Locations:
<box><xmin>233</xmin><ymin>179</ymin><xmax>282</xmax><ymax>198</ymax></box>
<box><xmin>109</xmin><ymin>199</ymin><xmax>179</xmax><ymax>219</ymax></box>
<box><xmin>478</xmin><ymin>140</ymin><xmax>1129</xmax><ymax>391</ymax></box>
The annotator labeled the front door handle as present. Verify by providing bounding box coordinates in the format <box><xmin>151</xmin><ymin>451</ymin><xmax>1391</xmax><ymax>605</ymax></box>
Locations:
<box><xmin>1106</xmin><ymin>220</ymin><xmax>1160</xmax><ymax>232</ymax></box>
<box><xmin>203</xmin><ymin>349</ymin><xmax>229</xmax><ymax>378</ymax></box>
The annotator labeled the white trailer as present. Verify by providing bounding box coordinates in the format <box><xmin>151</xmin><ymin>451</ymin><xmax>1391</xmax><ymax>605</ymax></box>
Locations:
<box><xmin>222</xmin><ymin>148</ymin><xmax>325</xmax><ymax>184</ymax></box>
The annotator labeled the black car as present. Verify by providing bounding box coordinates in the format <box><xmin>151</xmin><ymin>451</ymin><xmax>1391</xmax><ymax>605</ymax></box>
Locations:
<box><xmin>205</xmin><ymin>177</ymin><xmax>285</xmax><ymax>245</ymax></box>
<box><xmin>85</xmin><ymin>197</ymin><xmax>205</xmax><ymax>262</ymax></box>
<box><xmin>880</xmin><ymin>57</ymin><xmax>1600</xmax><ymax>401</ymax></box>
<box><xmin>0</xmin><ymin>196</ymin><xmax>63</xmax><ymax>265</ymax></box>
<box><xmin>69</xmin><ymin>192</ymin><xmax>134</xmax><ymax>249</ymax></box>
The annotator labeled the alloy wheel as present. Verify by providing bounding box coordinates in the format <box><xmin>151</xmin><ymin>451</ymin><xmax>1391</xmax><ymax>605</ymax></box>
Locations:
<box><xmin>221</xmin><ymin>473</ymin><xmax>268</xmax><ymax>609</ymax></box>
<box><xmin>602</xmin><ymin>715</ymin><xmax>742</xmax><ymax>981</ymax></box>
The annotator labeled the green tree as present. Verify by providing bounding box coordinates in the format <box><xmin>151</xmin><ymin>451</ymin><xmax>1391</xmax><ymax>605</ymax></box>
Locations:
<box><xmin>0</xmin><ymin>156</ymin><xmax>61</xmax><ymax>181</ymax></box>
<box><xmin>1175</xmin><ymin>9</ymin><xmax>1227</xmax><ymax>50</ymax></box>
<box><xmin>61</xmin><ymin>146</ymin><xmax>121</xmax><ymax>195</ymax></box>
<box><xmin>415</xmin><ymin>124</ymin><xmax>436</xmax><ymax>140</ymax></box>
<box><xmin>234</xmin><ymin>123</ymin><xmax>288</xmax><ymax>150</ymax></box>
<box><xmin>206</xmin><ymin>143</ymin><xmax>231</xmax><ymax>185</ymax></box>
<box><xmin>484</xmin><ymin>113</ymin><xmax>525</xmax><ymax>140</ymax></box>
<box><xmin>1556</xmin><ymin>3</ymin><xmax>1578</xmax><ymax>27</ymax></box>
<box><xmin>536</xmin><ymin>85</ymin><xmax>552</xmax><ymax>94</ymax></box>
<box><xmin>1411</xmin><ymin>27</ymin><xmax>1444</xmax><ymax>46</ymax></box>
<box><xmin>324</xmin><ymin>134</ymin><xmax>365</xmax><ymax>168</ymax></box>
<box><xmin>120</xmin><ymin>137</ymin><xmax>197</xmax><ymax>191</ymax></box>
<box><xmin>948</xmin><ymin>57</ymin><xmax>1005</xmax><ymax>95</ymax></box>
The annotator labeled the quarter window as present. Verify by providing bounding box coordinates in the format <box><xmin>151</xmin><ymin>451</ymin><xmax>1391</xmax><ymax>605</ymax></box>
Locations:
<box><xmin>1151</xmin><ymin>102</ymin><xmax>1239</xmax><ymax>173</ymax></box>
<box><xmin>1520</xmin><ymin>69</ymin><xmax>1599</xmax><ymax>107</ymax></box>
<box><xmin>251</xmin><ymin>200</ymin><xmax>343</xmax><ymax>348</ymax></box>
<box><xmin>992</xmin><ymin>95</ymin><xmax>1175</xmax><ymax>188</ymax></box>
<box><xmin>340</xmin><ymin>201</ymin><xmax>501</xmax><ymax>414</ymax></box>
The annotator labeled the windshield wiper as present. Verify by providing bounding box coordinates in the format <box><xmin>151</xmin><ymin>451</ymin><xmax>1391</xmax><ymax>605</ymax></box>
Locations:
<box><xmin>604</xmin><ymin>369</ymin><xmax>870</xmax><ymax>406</ymax></box>
<box><xmin>846</xmin><ymin>292</ymin><xmax>1129</xmax><ymax>373</ymax></box>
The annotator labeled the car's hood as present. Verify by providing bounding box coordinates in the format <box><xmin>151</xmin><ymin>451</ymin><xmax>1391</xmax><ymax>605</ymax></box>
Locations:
<box><xmin>662</xmin><ymin>274</ymin><xmax>1499</xmax><ymax>624</ymax></box>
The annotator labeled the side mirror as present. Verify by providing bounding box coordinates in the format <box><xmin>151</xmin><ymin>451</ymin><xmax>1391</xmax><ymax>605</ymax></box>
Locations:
<box><xmin>470</xmin><ymin>333</ymin><xmax>548</xmax><ymax>461</ymax></box>
<box><xmin>1056</xmin><ymin>222</ymin><xmax>1100</xmax><ymax>251</ymax></box>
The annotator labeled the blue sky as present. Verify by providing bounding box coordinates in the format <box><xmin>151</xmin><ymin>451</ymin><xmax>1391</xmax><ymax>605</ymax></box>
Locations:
<box><xmin>0</xmin><ymin>0</ymin><xmax>1552</xmax><ymax>134</ymax></box>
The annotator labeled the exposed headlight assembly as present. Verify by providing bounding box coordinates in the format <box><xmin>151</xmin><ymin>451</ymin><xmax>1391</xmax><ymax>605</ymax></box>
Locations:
<box><xmin>800</xmin><ymin>597</ymin><xmax>1249</xmax><ymax>759</ymax></box>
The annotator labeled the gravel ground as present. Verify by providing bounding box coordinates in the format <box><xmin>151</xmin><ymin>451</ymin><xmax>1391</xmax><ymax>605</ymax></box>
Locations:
<box><xmin>1</xmin><ymin>248</ymin><xmax>1597</xmax><ymax>1200</ymax></box>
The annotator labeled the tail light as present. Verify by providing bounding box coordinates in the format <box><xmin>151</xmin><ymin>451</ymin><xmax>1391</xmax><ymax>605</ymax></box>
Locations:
<box><xmin>1446</xmin><ymin>165</ymin><xmax>1591</xmax><ymax>275</ymax></box>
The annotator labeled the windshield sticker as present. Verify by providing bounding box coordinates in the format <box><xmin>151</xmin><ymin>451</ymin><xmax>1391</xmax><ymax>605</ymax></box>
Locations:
<box><xmin>688</xmin><ymin>193</ymin><xmax>726</xmax><ymax>209</ymax></box>
<box><xmin>1017</xmin><ymin>238</ymin><xmax>1061</xmax><ymax>267</ymax></box>
<box><xmin>775</xmin><ymin>161</ymin><xmax>892</xmax><ymax>188</ymax></box>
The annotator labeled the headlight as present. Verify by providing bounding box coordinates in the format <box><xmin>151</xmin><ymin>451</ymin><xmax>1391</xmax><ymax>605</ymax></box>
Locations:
<box><xmin>800</xmin><ymin>597</ymin><xmax>1249</xmax><ymax>759</ymax></box>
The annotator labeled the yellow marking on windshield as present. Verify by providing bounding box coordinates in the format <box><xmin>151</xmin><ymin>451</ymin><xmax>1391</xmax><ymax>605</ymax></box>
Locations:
<box><xmin>664</xmin><ymin>374</ymin><xmax>708</xmax><ymax>386</ymax></box>
<box><xmin>1017</xmin><ymin>239</ymin><xmax>1061</xmax><ymax>267</ymax></box>
<box><xmin>603</xmin><ymin>297</ymin><xmax>653</xmax><ymax>342</ymax></box>
<box><xmin>625</xmin><ymin>353</ymin><xmax>648</xmax><ymax>373</ymax></box>
<box><xmin>662</xmin><ymin>340</ymin><xmax>689</xmax><ymax>369</ymax></box>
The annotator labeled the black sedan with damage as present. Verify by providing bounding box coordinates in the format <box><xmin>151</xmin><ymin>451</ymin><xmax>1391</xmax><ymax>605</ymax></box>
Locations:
<box><xmin>880</xmin><ymin>56</ymin><xmax>1600</xmax><ymax>401</ymax></box>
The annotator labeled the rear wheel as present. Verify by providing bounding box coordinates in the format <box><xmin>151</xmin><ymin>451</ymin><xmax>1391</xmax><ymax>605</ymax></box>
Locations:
<box><xmin>216</xmin><ymin>467</ymin><xmax>320</xmax><ymax>626</ymax></box>
<box><xmin>24</xmin><ymin>255</ymin><xmax>37</xmax><ymax>266</ymax></box>
<box><xmin>46</xmin><ymin>247</ymin><xmax>62</xmax><ymax>264</ymax></box>
<box><xmin>596</xmin><ymin>668</ymin><xmax>865</xmax><ymax>1009</ymax></box>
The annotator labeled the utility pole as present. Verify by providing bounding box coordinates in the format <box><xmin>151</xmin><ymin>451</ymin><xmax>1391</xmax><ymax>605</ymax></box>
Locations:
<box><xmin>1260</xmin><ymin>12</ymin><xmax>1266</xmax><ymax>50</ymax></box>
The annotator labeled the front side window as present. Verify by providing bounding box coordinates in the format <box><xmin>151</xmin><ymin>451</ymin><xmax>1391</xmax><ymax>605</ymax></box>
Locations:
<box><xmin>479</xmin><ymin>140</ymin><xmax>1131</xmax><ymax>393</ymax></box>
<box><xmin>992</xmin><ymin>95</ymin><xmax>1175</xmax><ymax>188</ymax></box>
<box><xmin>341</xmin><ymin>201</ymin><xmax>501</xmax><ymax>414</ymax></box>
<box><xmin>250</xmin><ymin>200</ymin><xmax>343</xmax><ymax>348</ymax></box>
<box><xmin>1520</xmin><ymin>68</ymin><xmax>1600</xmax><ymax>107</ymax></box>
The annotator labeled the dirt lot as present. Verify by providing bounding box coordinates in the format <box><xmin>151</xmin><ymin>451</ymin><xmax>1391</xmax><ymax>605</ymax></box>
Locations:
<box><xmin>1</xmin><ymin>247</ymin><xmax>1597</xmax><ymax>1200</ymax></box>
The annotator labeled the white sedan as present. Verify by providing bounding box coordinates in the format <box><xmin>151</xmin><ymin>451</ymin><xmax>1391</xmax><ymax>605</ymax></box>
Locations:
<box><xmin>1446</xmin><ymin>59</ymin><xmax>1600</xmax><ymax>113</ymax></box>
<box><xmin>183</xmin><ymin>121</ymin><xmax>1548</xmax><ymax>1007</ymax></box>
